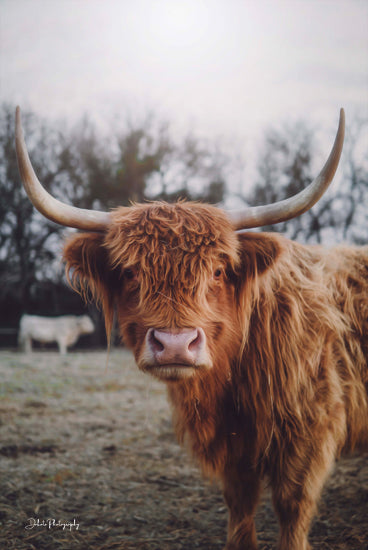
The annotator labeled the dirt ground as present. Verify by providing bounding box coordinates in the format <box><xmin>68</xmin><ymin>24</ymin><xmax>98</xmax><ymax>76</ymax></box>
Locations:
<box><xmin>0</xmin><ymin>350</ymin><xmax>367</xmax><ymax>550</ymax></box>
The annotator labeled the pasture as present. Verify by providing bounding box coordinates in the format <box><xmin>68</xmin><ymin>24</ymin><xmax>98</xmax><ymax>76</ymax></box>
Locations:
<box><xmin>0</xmin><ymin>350</ymin><xmax>367</xmax><ymax>550</ymax></box>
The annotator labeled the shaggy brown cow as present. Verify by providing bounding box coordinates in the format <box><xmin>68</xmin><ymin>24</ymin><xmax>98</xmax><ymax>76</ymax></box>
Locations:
<box><xmin>15</xmin><ymin>107</ymin><xmax>368</xmax><ymax>550</ymax></box>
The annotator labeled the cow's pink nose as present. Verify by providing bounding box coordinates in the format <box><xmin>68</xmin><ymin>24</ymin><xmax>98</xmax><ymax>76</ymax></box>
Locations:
<box><xmin>147</xmin><ymin>328</ymin><xmax>205</xmax><ymax>365</ymax></box>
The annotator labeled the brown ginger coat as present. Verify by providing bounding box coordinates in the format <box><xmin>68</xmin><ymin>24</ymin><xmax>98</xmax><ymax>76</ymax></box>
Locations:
<box><xmin>63</xmin><ymin>202</ymin><xmax>368</xmax><ymax>550</ymax></box>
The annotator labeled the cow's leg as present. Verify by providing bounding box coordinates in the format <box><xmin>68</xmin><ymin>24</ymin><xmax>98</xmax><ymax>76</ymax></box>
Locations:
<box><xmin>57</xmin><ymin>339</ymin><xmax>67</xmax><ymax>355</ymax></box>
<box><xmin>271</xmin><ymin>434</ymin><xmax>338</xmax><ymax>550</ymax></box>
<box><xmin>222</xmin><ymin>465</ymin><xmax>261</xmax><ymax>550</ymax></box>
<box><xmin>24</xmin><ymin>336</ymin><xmax>32</xmax><ymax>353</ymax></box>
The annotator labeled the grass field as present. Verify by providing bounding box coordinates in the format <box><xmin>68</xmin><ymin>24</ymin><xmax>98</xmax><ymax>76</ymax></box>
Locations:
<box><xmin>0</xmin><ymin>350</ymin><xmax>367</xmax><ymax>549</ymax></box>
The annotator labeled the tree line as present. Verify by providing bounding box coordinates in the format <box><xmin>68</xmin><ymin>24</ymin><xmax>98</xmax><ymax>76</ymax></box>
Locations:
<box><xmin>0</xmin><ymin>102</ymin><xmax>366</xmax><ymax>347</ymax></box>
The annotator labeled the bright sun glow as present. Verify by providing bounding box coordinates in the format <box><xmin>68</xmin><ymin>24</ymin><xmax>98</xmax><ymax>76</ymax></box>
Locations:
<box><xmin>146</xmin><ymin>1</ymin><xmax>218</xmax><ymax>52</ymax></box>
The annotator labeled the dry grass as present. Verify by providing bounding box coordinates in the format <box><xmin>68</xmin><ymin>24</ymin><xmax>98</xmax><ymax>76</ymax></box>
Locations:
<box><xmin>0</xmin><ymin>350</ymin><xmax>367</xmax><ymax>549</ymax></box>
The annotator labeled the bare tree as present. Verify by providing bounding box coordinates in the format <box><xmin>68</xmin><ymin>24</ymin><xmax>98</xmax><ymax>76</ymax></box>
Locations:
<box><xmin>337</xmin><ymin>117</ymin><xmax>368</xmax><ymax>245</ymax></box>
<box><xmin>57</xmin><ymin>114</ymin><xmax>228</xmax><ymax>208</ymax></box>
<box><xmin>0</xmin><ymin>103</ymin><xmax>64</xmax><ymax>318</ymax></box>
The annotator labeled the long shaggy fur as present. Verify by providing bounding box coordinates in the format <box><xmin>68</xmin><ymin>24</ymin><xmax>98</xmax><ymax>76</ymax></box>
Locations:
<box><xmin>63</xmin><ymin>201</ymin><xmax>368</xmax><ymax>550</ymax></box>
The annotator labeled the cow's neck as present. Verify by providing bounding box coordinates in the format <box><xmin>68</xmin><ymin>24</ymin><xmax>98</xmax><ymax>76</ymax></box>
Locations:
<box><xmin>166</xmin><ymin>364</ymin><xmax>265</xmax><ymax>475</ymax></box>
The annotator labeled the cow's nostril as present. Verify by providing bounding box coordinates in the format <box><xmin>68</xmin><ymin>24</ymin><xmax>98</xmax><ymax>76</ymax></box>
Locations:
<box><xmin>149</xmin><ymin>329</ymin><xmax>165</xmax><ymax>352</ymax></box>
<box><xmin>188</xmin><ymin>331</ymin><xmax>201</xmax><ymax>351</ymax></box>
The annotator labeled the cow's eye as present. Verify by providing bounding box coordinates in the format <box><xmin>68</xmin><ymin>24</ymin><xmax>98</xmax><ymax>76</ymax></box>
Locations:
<box><xmin>124</xmin><ymin>268</ymin><xmax>136</xmax><ymax>280</ymax></box>
<box><xmin>214</xmin><ymin>268</ymin><xmax>222</xmax><ymax>280</ymax></box>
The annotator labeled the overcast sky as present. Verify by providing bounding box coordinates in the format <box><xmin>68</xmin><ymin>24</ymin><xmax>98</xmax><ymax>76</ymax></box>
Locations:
<box><xmin>1</xmin><ymin>0</ymin><xmax>367</xmax><ymax>184</ymax></box>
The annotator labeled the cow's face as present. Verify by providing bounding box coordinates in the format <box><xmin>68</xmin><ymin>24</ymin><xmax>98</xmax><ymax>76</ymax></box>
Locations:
<box><xmin>64</xmin><ymin>202</ymin><xmax>280</xmax><ymax>382</ymax></box>
<box><xmin>79</xmin><ymin>316</ymin><xmax>95</xmax><ymax>335</ymax></box>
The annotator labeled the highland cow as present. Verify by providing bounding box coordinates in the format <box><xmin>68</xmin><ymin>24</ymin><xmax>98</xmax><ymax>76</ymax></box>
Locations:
<box><xmin>15</xmin><ymin>107</ymin><xmax>368</xmax><ymax>550</ymax></box>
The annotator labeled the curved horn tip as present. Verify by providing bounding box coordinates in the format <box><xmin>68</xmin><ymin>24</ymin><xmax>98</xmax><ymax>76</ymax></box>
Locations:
<box><xmin>15</xmin><ymin>106</ymin><xmax>21</xmax><ymax>128</ymax></box>
<box><xmin>15</xmin><ymin>106</ymin><xmax>25</xmax><ymax>142</ymax></box>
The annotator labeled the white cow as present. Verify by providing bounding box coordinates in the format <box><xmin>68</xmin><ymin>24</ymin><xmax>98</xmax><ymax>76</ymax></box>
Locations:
<box><xmin>18</xmin><ymin>314</ymin><xmax>95</xmax><ymax>354</ymax></box>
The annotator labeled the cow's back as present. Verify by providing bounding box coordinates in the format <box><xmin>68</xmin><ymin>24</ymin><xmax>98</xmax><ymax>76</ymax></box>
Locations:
<box><xmin>326</xmin><ymin>245</ymin><xmax>368</xmax><ymax>450</ymax></box>
<box><xmin>19</xmin><ymin>314</ymin><xmax>57</xmax><ymax>342</ymax></box>
<box><xmin>327</xmin><ymin>245</ymin><xmax>368</xmax><ymax>362</ymax></box>
<box><xmin>19</xmin><ymin>315</ymin><xmax>76</xmax><ymax>346</ymax></box>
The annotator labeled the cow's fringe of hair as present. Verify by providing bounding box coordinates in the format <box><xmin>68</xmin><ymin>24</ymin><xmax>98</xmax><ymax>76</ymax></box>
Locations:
<box><xmin>105</xmin><ymin>202</ymin><xmax>240</xmax><ymax>329</ymax></box>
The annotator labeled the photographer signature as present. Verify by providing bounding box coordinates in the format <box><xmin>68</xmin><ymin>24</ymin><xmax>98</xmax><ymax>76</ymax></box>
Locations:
<box><xmin>25</xmin><ymin>518</ymin><xmax>79</xmax><ymax>531</ymax></box>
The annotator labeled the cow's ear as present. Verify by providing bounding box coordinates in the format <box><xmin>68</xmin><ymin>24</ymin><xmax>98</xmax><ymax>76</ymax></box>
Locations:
<box><xmin>63</xmin><ymin>233</ymin><xmax>120</xmax><ymax>339</ymax></box>
<box><xmin>63</xmin><ymin>233</ymin><xmax>110</xmax><ymax>295</ymax></box>
<box><xmin>235</xmin><ymin>232</ymin><xmax>282</xmax><ymax>279</ymax></box>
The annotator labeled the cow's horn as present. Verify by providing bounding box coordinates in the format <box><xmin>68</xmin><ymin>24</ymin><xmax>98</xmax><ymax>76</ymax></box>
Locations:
<box><xmin>15</xmin><ymin>106</ymin><xmax>111</xmax><ymax>231</ymax></box>
<box><xmin>229</xmin><ymin>108</ymin><xmax>345</xmax><ymax>231</ymax></box>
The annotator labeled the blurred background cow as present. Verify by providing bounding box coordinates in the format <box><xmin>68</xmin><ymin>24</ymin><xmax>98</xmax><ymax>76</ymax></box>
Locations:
<box><xmin>18</xmin><ymin>314</ymin><xmax>95</xmax><ymax>354</ymax></box>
